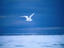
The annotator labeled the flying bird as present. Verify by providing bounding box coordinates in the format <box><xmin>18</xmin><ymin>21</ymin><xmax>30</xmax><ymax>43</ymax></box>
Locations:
<box><xmin>20</xmin><ymin>13</ymin><xmax>35</xmax><ymax>22</ymax></box>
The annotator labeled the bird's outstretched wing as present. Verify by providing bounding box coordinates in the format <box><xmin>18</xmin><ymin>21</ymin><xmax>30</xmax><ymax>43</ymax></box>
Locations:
<box><xmin>20</xmin><ymin>16</ymin><xmax>28</xmax><ymax>19</ymax></box>
<box><xmin>29</xmin><ymin>13</ymin><xmax>35</xmax><ymax>18</ymax></box>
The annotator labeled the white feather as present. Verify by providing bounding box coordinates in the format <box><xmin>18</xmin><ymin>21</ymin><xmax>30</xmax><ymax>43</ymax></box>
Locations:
<box><xmin>20</xmin><ymin>13</ymin><xmax>35</xmax><ymax>22</ymax></box>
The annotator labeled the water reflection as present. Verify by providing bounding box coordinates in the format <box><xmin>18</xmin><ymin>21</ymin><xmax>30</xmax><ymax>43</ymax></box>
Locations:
<box><xmin>0</xmin><ymin>35</ymin><xmax>64</xmax><ymax>48</ymax></box>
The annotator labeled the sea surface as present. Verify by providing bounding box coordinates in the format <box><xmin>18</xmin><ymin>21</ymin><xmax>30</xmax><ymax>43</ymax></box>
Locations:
<box><xmin>0</xmin><ymin>35</ymin><xmax>64</xmax><ymax>48</ymax></box>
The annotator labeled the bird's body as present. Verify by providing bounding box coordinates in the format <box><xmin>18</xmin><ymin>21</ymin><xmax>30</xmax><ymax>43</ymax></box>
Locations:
<box><xmin>20</xmin><ymin>13</ymin><xmax>34</xmax><ymax>22</ymax></box>
<box><xmin>22</xmin><ymin>16</ymin><xmax>32</xmax><ymax>22</ymax></box>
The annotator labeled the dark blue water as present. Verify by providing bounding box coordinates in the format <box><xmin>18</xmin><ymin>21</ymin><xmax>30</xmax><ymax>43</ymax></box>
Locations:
<box><xmin>0</xmin><ymin>0</ymin><xmax>64</xmax><ymax>35</ymax></box>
